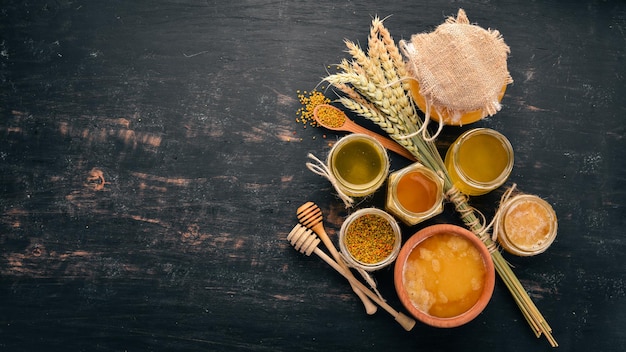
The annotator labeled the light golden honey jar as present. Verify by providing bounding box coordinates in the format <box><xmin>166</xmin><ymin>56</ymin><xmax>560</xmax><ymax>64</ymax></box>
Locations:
<box><xmin>444</xmin><ymin>128</ymin><xmax>514</xmax><ymax>196</ymax></box>
<box><xmin>327</xmin><ymin>134</ymin><xmax>389</xmax><ymax>197</ymax></box>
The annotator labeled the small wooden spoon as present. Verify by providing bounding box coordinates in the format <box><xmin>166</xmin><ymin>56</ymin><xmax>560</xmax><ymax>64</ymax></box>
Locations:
<box><xmin>287</xmin><ymin>224</ymin><xmax>416</xmax><ymax>331</ymax></box>
<box><xmin>297</xmin><ymin>202</ymin><xmax>377</xmax><ymax>315</ymax></box>
<box><xmin>313</xmin><ymin>104</ymin><xmax>416</xmax><ymax>161</ymax></box>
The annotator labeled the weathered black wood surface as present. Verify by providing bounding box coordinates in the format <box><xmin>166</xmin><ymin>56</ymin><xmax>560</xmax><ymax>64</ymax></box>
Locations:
<box><xmin>1</xmin><ymin>1</ymin><xmax>624</xmax><ymax>351</ymax></box>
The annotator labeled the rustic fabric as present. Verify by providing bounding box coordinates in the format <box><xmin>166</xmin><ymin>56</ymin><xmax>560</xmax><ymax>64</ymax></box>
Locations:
<box><xmin>401</xmin><ymin>9</ymin><xmax>513</xmax><ymax>123</ymax></box>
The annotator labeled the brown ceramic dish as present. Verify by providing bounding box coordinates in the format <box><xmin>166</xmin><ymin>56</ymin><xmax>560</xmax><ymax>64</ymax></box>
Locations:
<box><xmin>394</xmin><ymin>224</ymin><xmax>495</xmax><ymax>328</ymax></box>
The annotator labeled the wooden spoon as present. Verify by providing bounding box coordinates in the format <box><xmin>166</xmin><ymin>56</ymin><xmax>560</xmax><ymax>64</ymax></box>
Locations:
<box><xmin>313</xmin><ymin>104</ymin><xmax>416</xmax><ymax>161</ymax></box>
<box><xmin>287</xmin><ymin>224</ymin><xmax>416</xmax><ymax>331</ymax></box>
<box><xmin>296</xmin><ymin>202</ymin><xmax>378</xmax><ymax>315</ymax></box>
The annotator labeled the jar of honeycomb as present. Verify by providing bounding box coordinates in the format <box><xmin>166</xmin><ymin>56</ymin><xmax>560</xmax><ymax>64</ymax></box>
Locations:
<box><xmin>496</xmin><ymin>194</ymin><xmax>558</xmax><ymax>256</ymax></box>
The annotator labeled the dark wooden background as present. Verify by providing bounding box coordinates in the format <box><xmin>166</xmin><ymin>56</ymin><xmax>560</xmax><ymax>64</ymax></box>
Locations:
<box><xmin>1</xmin><ymin>1</ymin><xmax>624</xmax><ymax>351</ymax></box>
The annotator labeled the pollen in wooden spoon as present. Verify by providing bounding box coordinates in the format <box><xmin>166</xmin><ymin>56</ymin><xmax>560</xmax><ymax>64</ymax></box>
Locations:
<box><xmin>315</xmin><ymin>104</ymin><xmax>346</xmax><ymax>128</ymax></box>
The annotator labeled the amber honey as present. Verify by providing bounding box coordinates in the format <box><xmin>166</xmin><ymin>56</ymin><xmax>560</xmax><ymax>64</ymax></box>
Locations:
<box><xmin>385</xmin><ymin>163</ymin><xmax>444</xmax><ymax>226</ymax></box>
<box><xmin>403</xmin><ymin>232</ymin><xmax>487</xmax><ymax>318</ymax></box>
<box><xmin>396</xmin><ymin>171</ymin><xmax>439</xmax><ymax>213</ymax></box>
<box><xmin>408</xmin><ymin>80</ymin><xmax>508</xmax><ymax>126</ymax></box>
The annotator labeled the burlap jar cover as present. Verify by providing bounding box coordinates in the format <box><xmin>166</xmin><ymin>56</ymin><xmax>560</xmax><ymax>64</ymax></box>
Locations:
<box><xmin>400</xmin><ymin>9</ymin><xmax>513</xmax><ymax>127</ymax></box>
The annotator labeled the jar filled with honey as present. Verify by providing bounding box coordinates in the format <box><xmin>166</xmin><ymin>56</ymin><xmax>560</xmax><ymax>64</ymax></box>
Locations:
<box><xmin>385</xmin><ymin>163</ymin><xmax>444</xmax><ymax>226</ymax></box>
<box><xmin>400</xmin><ymin>9</ymin><xmax>513</xmax><ymax>127</ymax></box>
<box><xmin>444</xmin><ymin>128</ymin><xmax>514</xmax><ymax>196</ymax></box>
<box><xmin>327</xmin><ymin>134</ymin><xmax>390</xmax><ymax>198</ymax></box>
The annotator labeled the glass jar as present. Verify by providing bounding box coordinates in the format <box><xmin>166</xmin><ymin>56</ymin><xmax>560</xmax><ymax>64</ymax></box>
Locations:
<box><xmin>339</xmin><ymin>208</ymin><xmax>402</xmax><ymax>271</ymax></box>
<box><xmin>496</xmin><ymin>194</ymin><xmax>558</xmax><ymax>256</ymax></box>
<box><xmin>408</xmin><ymin>79</ymin><xmax>508</xmax><ymax>126</ymax></box>
<box><xmin>327</xmin><ymin>134</ymin><xmax>390</xmax><ymax>197</ymax></box>
<box><xmin>385</xmin><ymin>163</ymin><xmax>444</xmax><ymax>226</ymax></box>
<box><xmin>444</xmin><ymin>128</ymin><xmax>514</xmax><ymax>196</ymax></box>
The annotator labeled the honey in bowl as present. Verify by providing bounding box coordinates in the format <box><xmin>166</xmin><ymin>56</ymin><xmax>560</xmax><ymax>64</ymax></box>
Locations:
<box><xmin>394</xmin><ymin>224</ymin><xmax>495</xmax><ymax>328</ymax></box>
<box><xmin>404</xmin><ymin>232</ymin><xmax>486</xmax><ymax>318</ymax></box>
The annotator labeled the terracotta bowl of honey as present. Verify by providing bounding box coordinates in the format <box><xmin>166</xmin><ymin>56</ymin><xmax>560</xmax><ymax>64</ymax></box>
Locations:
<box><xmin>394</xmin><ymin>224</ymin><xmax>495</xmax><ymax>328</ymax></box>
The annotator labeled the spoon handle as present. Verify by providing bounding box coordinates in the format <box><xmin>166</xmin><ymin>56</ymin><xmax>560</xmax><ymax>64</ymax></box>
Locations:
<box><xmin>347</xmin><ymin>123</ymin><xmax>417</xmax><ymax>161</ymax></box>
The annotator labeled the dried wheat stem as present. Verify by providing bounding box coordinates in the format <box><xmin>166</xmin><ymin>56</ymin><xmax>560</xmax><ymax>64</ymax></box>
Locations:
<box><xmin>338</xmin><ymin>97</ymin><xmax>419</xmax><ymax>155</ymax></box>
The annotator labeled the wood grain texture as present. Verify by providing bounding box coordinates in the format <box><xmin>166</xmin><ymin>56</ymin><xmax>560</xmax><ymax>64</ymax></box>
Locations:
<box><xmin>1</xmin><ymin>1</ymin><xmax>625</xmax><ymax>351</ymax></box>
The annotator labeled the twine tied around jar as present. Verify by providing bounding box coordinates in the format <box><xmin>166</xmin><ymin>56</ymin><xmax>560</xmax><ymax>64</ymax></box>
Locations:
<box><xmin>305</xmin><ymin>153</ymin><xmax>355</xmax><ymax>208</ymax></box>
<box><xmin>445</xmin><ymin>183</ymin><xmax>519</xmax><ymax>253</ymax></box>
<box><xmin>445</xmin><ymin>185</ymin><xmax>497</xmax><ymax>254</ymax></box>
<box><xmin>488</xmin><ymin>183</ymin><xmax>519</xmax><ymax>242</ymax></box>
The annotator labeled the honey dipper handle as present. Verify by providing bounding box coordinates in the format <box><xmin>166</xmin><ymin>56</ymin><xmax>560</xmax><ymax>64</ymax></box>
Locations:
<box><xmin>312</xmin><ymin>246</ymin><xmax>416</xmax><ymax>331</ymax></box>
<box><xmin>313</xmin><ymin>226</ymin><xmax>378</xmax><ymax>315</ymax></box>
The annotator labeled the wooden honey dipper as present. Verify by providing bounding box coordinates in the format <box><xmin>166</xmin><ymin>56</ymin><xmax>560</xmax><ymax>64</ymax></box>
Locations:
<box><xmin>287</xmin><ymin>224</ymin><xmax>416</xmax><ymax>331</ymax></box>
<box><xmin>296</xmin><ymin>202</ymin><xmax>377</xmax><ymax>315</ymax></box>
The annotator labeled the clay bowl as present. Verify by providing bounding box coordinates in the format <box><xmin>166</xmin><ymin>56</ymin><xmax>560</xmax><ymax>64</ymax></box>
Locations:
<box><xmin>394</xmin><ymin>224</ymin><xmax>495</xmax><ymax>328</ymax></box>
